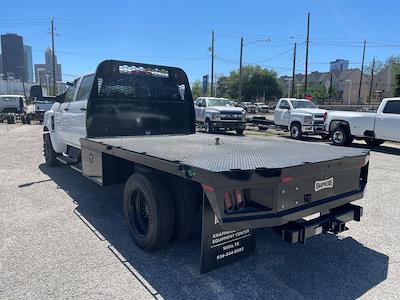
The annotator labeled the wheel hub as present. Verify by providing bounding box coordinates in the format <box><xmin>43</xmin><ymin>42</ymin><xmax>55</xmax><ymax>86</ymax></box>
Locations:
<box><xmin>129</xmin><ymin>190</ymin><xmax>149</xmax><ymax>236</ymax></box>
<box><xmin>333</xmin><ymin>131</ymin><xmax>343</xmax><ymax>143</ymax></box>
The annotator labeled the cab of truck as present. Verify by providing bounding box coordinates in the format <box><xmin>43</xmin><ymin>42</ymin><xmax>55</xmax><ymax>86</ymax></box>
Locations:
<box><xmin>44</xmin><ymin>61</ymin><xmax>195</xmax><ymax>154</ymax></box>
<box><xmin>274</xmin><ymin>98</ymin><xmax>327</xmax><ymax>139</ymax></box>
<box><xmin>0</xmin><ymin>95</ymin><xmax>27</xmax><ymax>113</ymax></box>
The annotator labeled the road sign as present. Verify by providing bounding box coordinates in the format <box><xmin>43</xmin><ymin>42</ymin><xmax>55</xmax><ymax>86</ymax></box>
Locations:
<box><xmin>202</xmin><ymin>75</ymin><xmax>209</xmax><ymax>94</ymax></box>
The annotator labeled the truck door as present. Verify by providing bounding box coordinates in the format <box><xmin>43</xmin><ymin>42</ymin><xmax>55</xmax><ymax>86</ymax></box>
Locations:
<box><xmin>375</xmin><ymin>99</ymin><xmax>400</xmax><ymax>142</ymax></box>
<box><xmin>67</xmin><ymin>74</ymin><xmax>94</xmax><ymax>148</ymax></box>
<box><xmin>55</xmin><ymin>79</ymin><xmax>79</xmax><ymax>145</ymax></box>
<box><xmin>194</xmin><ymin>98</ymin><xmax>202</xmax><ymax>121</ymax></box>
<box><xmin>274</xmin><ymin>100</ymin><xmax>290</xmax><ymax>126</ymax></box>
<box><xmin>195</xmin><ymin>98</ymin><xmax>206</xmax><ymax>122</ymax></box>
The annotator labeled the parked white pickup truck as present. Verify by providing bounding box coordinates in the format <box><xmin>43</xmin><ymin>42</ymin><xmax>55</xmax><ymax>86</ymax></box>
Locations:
<box><xmin>194</xmin><ymin>97</ymin><xmax>246</xmax><ymax>134</ymax></box>
<box><xmin>326</xmin><ymin>98</ymin><xmax>400</xmax><ymax>146</ymax></box>
<box><xmin>274</xmin><ymin>98</ymin><xmax>327</xmax><ymax>139</ymax></box>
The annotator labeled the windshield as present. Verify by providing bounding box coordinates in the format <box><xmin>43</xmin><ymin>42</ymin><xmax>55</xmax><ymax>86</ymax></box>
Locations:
<box><xmin>291</xmin><ymin>100</ymin><xmax>317</xmax><ymax>109</ymax></box>
<box><xmin>207</xmin><ymin>99</ymin><xmax>233</xmax><ymax>107</ymax></box>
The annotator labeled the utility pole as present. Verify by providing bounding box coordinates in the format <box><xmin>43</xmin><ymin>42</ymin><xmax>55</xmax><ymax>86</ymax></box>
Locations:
<box><xmin>210</xmin><ymin>30</ymin><xmax>215</xmax><ymax>97</ymax></box>
<box><xmin>238</xmin><ymin>37</ymin><xmax>244</xmax><ymax>101</ymax></box>
<box><xmin>304</xmin><ymin>13</ymin><xmax>310</xmax><ymax>94</ymax></box>
<box><xmin>51</xmin><ymin>18</ymin><xmax>57</xmax><ymax>96</ymax></box>
<box><xmin>358</xmin><ymin>39</ymin><xmax>366</xmax><ymax>104</ymax></box>
<box><xmin>369</xmin><ymin>57</ymin><xmax>375</xmax><ymax>105</ymax></box>
<box><xmin>328</xmin><ymin>72</ymin><xmax>333</xmax><ymax>104</ymax></box>
<box><xmin>291</xmin><ymin>42</ymin><xmax>296</xmax><ymax>98</ymax></box>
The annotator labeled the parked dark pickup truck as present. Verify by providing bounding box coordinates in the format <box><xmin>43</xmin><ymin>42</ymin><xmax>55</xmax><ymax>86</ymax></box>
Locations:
<box><xmin>43</xmin><ymin>60</ymin><xmax>369</xmax><ymax>273</ymax></box>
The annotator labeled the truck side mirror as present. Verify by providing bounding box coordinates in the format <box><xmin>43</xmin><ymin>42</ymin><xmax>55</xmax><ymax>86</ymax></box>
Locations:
<box><xmin>56</xmin><ymin>93</ymin><xmax>66</xmax><ymax>103</ymax></box>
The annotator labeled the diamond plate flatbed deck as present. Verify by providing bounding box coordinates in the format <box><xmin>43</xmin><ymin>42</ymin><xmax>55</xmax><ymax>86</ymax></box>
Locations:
<box><xmin>83</xmin><ymin>134</ymin><xmax>369</xmax><ymax>172</ymax></box>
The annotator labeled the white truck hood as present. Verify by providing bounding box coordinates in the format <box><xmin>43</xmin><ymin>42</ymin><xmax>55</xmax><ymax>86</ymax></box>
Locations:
<box><xmin>293</xmin><ymin>108</ymin><xmax>326</xmax><ymax>115</ymax></box>
<box><xmin>207</xmin><ymin>106</ymin><xmax>244</xmax><ymax>113</ymax></box>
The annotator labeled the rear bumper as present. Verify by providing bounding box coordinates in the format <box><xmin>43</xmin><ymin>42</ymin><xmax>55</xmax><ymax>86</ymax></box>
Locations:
<box><xmin>219</xmin><ymin>185</ymin><xmax>365</xmax><ymax>230</ymax></box>
<box><xmin>211</xmin><ymin>121</ymin><xmax>246</xmax><ymax>129</ymax></box>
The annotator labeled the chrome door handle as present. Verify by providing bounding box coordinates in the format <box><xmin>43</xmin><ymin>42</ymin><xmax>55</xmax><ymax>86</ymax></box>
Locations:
<box><xmin>55</xmin><ymin>120</ymin><xmax>61</xmax><ymax>123</ymax></box>
<box><xmin>63</xmin><ymin>108</ymin><xmax>69</xmax><ymax>111</ymax></box>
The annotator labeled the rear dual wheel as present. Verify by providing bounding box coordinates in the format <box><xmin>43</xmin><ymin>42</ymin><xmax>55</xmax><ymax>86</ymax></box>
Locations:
<box><xmin>123</xmin><ymin>173</ymin><xmax>199</xmax><ymax>251</ymax></box>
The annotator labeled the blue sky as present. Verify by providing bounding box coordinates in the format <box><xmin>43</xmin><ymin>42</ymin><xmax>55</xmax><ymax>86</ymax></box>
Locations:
<box><xmin>2</xmin><ymin>0</ymin><xmax>400</xmax><ymax>83</ymax></box>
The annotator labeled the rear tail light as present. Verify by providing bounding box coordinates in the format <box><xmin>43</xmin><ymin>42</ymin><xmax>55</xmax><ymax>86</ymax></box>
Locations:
<box><xmin>235</xmin><ymin>190</ymin><xmax>245</xmax><ymax>209</ymax></box>
<box><xmin>224</xmin><ymin>191</ymin><xmax>234</xmax><ymax>212</ymax></box>
<box><xmin>281</xmin><ymin>175</ymin><xmax>293</xmax><ymax>184</ymax></box>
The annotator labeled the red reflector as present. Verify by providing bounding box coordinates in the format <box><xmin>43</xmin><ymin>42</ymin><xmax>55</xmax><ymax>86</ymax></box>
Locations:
<box><xmin>235</xmin><ymin>190</ymin><xmax>245</xmax><ymax>209</ymax></box>
<box><xmin>282</xmin><ymin>176</ymin><xmax>293</xmax><ymax>183</ymax></box>
<box><xmin>224</xmin><ymin>191</ymin><xmax>234</xmax><ymax>211</ymax></box>
<box><xmin>202</xmin><ymin>184</ymin><xmax>214</xmax><ymax>193</ymax></box>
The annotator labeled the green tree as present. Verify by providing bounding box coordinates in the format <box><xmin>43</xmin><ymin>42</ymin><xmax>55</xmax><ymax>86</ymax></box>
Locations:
<box><xmin>312</xmin><ymin>85</ymin><xmax>329</xmax><ymax>104</ymax></box>
<box><xmin>216</xmin><ymin>65</ymin><xmax>282</xmax><ymax>102</ymax></box>
<box><xmin>393</xmin><ymin>64</ymin><xmax>400</xmax><ymax>97</ymax></box>
<box><xmin>191</xmin><ymin>80</ymin><xmax>202</xmax><ymax>100</ymax></box>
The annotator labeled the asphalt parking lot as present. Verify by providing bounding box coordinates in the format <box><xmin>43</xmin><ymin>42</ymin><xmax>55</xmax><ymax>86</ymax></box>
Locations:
<box><xmin>1</xmin><ymin>124</ymin><xmax>399</xmax><ymax>299</ymax></box>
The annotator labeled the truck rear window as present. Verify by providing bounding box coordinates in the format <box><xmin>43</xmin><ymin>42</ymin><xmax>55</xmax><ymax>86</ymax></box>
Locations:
<box><xmin>94</xmin><ymin>65</ymin><xmax>187</xmax><ymax>102</ymax></box>
<box><xmin>0</xmin><ymin>97</ymin><xmax>19</xmax><ymax>102</ymax></box>
<box><xmin>383</xmin><ymin>100</ymin><xmax>400</xmax><ymax>114</ymax></box>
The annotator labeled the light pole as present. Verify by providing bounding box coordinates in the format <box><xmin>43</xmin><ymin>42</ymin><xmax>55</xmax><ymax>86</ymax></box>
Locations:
<box><xmin>45</xmin><ymin>74</ymin><xmax>50</xmax><ymax>96</ymax></box>
<box><xmin>285</xmin><ymin>77</ymin><xmax>292</xmax><ymax>98</ymax></box>
<box><xmin>296</xmin><ymin>84</ymin><xmax>302</xmax><ymax>98</ymax></box>
<box><xmin>345</xmin><ymin>79</ymin><xmax>352</xmax><ymax>105</ymax></box>
<box><xmin>0</xmin><ymin>73</ymin><xmax>4</xmax><ymax>94</ymax></box>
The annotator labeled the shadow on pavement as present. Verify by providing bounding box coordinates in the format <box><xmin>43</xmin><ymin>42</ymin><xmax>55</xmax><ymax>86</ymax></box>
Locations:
<box><xmin>350</xmin><ymin>143</ymin><xmax>400</xmax><ymax>156</ymax></box>
<box><xmin>39</xmin><ymin>163</ymin><xmax>388</xmax><ymax>300</ymax></box>
<box><xmin>281</xmin><ymin>135</ymin><xmax>400</xmax><ymax>156</ymax></box>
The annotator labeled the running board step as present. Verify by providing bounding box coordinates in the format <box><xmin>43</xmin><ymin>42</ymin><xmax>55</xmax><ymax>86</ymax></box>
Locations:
<box><xmin>56</xmin><ymin>156</ymin><xmax>79</xmax><ymax>165</ymax></box>
<box><xmin>71</xmin><ymin>164</ymin><xmax>82</xmax><ymax>173</ymax></box>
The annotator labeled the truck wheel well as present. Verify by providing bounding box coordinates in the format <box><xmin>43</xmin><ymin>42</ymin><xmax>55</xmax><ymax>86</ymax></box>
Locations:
<box><xmin>290</xmin><ymin>121</ymin><xmax>301</xmax><ymax>128</ymax></box>
<box><xmin>330</xmin><ymin>120</ymin><xmax>350</xmax><ymax>135</ymax></box>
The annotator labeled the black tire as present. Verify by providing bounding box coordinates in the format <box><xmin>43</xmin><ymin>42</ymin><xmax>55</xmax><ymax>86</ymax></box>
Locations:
<box><xmin>331</xmin><ymin>126</ymin><xmax>351</xmax><ymax>146</ymax></box>
<box><xmin>123</xmin><ymin>173</ymin><xmax>175</xmax><ymax>251</ymax></box>
<box><xmin>167</xmin><ymin>177</ymin><xmax>199</xmax><ymax>242</ymax></box>
<box><xmin>43</xmin><ymin>133</ymin><xmax>60</xmax><ymax>166</ymax></box>
<box><xmin>204</xmin><ymin>119</ymin><xmax>213</xmax><ymax>133</ymax></box>
<box><xmin>364</xmin><ymin>138</ymin><xmax>384</xmax><ymax>146</ymax></box>
<box><xmin>290</xmin><ymin>122</ymin><xmax>303</xmax><ymax>139</ymax></box>
<box><xmin>236</xmin><ymin>128</ymin><xmax>244</xmax><ymax>135</ymax></box>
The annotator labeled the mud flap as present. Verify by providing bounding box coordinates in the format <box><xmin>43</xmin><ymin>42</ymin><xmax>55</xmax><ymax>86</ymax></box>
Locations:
<box><xmin>200</xmin><ymin>195</ymin><xmax>256</xmax><ymax>274</ymax></box>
